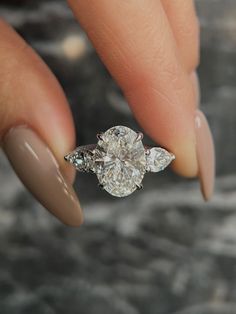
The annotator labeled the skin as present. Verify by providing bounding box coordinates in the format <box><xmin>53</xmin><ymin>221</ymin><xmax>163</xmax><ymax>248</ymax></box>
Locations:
<box><xmin>0</xmin><ymin>1</ymin><xmax>208</xmax><ymax>221</ymax></box>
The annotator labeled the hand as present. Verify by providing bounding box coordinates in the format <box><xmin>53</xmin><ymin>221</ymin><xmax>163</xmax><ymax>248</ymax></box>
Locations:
<box><xmin>0</xmin><ymin>0</ymin><xmax>215</xmax><ymax>226</ymax></box>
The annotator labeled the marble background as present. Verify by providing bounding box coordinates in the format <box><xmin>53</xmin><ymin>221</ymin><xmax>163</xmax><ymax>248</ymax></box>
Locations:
<box><xmin>0</xmin><ymin>1</ymin><xmax>236</xmax><ymax>313</ymax></box>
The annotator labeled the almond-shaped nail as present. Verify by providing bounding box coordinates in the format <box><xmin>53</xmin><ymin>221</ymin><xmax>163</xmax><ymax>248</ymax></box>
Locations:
<box><xmin>195</xmin><ymin>110</ymin><xmax>215</xmax><ymax>201</ymax></box>
<box><xmin>191</xmin><ymin>71</ymin><xmax>200</xmax><ymax>107</ymax></box>
<box><xmin>3</xmin><ymin>126</ymin><xmax>83</xmax><ymax>226</ymax></box>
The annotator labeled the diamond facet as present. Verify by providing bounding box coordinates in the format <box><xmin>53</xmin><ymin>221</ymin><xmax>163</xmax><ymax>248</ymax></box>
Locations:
<box><xmin>94</xmin><ymin>126</ymin><xmax>146</xmax><ymax>197</ymax></box>
<box><xmin>146</xmin><ymin>147</ymin><xmax>175</xmax><ymax>172</ymax></box>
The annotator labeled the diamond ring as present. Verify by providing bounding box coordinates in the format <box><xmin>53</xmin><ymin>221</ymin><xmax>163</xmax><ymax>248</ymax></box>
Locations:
<box><xmin>64</xmin><ymin>125</ymin><xmax>175</xmax><ymax>197</ymax></box>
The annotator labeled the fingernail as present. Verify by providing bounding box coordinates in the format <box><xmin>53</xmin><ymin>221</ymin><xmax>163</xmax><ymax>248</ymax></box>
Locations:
<box><xmin>3</xmin><ymin>126</ymin><xmax>83</xmax><ymax>226</ymax></box>
<box><xmin>195</xmin><ymin>110</ymin><xmax>215</xmax><ymax>201</ymax></box>
<box><xmin>191</xmin><ymin>71</ymin><xmax>201</xmax><ymax>107</ymax></box>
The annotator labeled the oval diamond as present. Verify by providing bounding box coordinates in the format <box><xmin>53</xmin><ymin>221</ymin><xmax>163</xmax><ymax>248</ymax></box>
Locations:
<box><xmin>94</xmin><ymin>126</ymin><xmax>146</xmax><ymax>197</ymax></box>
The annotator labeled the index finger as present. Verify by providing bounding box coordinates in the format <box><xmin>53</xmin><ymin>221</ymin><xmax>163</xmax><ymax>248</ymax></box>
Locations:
<box><xmin>68</xmin><ymin>0</ymin><xmax>198</xmax><ymax>177</ymax></box>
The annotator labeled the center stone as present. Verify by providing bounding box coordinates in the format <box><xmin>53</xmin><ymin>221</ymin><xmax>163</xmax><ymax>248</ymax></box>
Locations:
<box><xmin>93</xmin><ymin>126</ymin><xmax>146</xmax><ymax>197</ymax></box>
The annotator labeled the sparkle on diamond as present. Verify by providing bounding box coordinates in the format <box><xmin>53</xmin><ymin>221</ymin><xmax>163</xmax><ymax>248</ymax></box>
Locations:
<box><xmin>94</xmin><ymin>126</ymin><xmax>146</xmax><ymax>197</ymax></box>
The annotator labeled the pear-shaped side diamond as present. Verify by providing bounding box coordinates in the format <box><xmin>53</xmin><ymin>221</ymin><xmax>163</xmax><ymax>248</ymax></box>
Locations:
<box><xmin>146</xmin><ymin>147</ymin><xmax>175</xmax><ymax>172</ymax></box>
<box><xmin>64</xmin><ymin>145</ymin><xmax>96</xmax><ymax>172</ymax></box>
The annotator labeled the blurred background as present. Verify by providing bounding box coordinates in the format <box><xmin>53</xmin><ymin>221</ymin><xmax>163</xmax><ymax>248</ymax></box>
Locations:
<box><xmin>0</xmin><ymin>1</ymin><xmax>236</xmax><ymax>313</ymax></box>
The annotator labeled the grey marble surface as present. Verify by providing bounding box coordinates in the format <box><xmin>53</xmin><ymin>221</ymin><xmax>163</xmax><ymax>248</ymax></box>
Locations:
<box><xmin>0</xmin><ymin>1</ymin><xmax>236</xmax><ymax>314</ymax></box>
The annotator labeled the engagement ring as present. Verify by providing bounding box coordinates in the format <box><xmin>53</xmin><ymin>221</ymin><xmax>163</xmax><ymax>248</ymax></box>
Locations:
<box><xmin>64</xmin><ymin>125</ymin><xmax>175</xmax><ymax>197</ymax></box>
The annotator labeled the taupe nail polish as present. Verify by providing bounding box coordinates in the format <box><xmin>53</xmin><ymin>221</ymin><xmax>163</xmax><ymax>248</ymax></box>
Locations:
<box><xmin>3</xmin><ymin>126</ymin><xmax>83</xmax><ymax>226</ymax></box>
<box><xmin>195</xmin><ymin>110</ymin><xmax>215</xmax><ymax>201</ymax></box>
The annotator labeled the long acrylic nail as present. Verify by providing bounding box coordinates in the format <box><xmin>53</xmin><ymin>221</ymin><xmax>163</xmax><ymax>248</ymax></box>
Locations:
<box><xmin>3</xmin><ymin>126</ymin><xmax>83</xmax><ymax>226</ymax></box>
<box><xmin>191</xmin><ymin>71</ymin><xmax>200</xmax><ymax>107</ymax></box>
<box><xmin>195</xmin><ymin>110</ymin><xmax>215</xmax><ymax>201</ymax></box>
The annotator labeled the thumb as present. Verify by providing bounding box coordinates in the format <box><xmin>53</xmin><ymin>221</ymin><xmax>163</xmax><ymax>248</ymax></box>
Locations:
<box><xmin>0</xmin><ymin>20</ymin><xmax>83</xmax><ymax>226</ymax></box>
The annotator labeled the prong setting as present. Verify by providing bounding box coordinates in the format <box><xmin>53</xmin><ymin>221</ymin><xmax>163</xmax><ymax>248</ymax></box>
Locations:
<box><xmin>64</xmin><ymin>155</ymin><xmax>69</xmax><ymax>161</ymax></box>
<box><xmin>98</xmin><ymin>183</ymin><xmax>104</xmax><ymax>189</ymax></box>
<box><xmin>170</xmin><ymin>153</ymin><xmax>176</xmax><ymax>161</ymax></box>
<box><xmin>96</xmin><ymin>133</ymin><xmax>104</xmax><ymax>141</ymax></box>
<box><xmin>135</xmin><ymin>132</ymin><xmax>144</xmax><ymax>142</ymax></box>
<box><xmin>136</xmin><ymin>183</ymin><xmax>143</xmax><ymax>190</ymax></box>
<box><xmin>145</xmin><ymin>148</ymin><xmax>151</xmax><ymax>156</ymax></box>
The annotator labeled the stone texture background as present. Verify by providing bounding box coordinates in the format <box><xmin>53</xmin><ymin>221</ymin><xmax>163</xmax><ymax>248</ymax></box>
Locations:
<box><xmin>0</xmin><ymin>1</ymin><xmax>236</xmax><ymax>313</ymax></box>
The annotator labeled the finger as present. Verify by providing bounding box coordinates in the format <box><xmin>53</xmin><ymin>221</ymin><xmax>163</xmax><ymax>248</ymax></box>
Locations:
<box><xmin>161</xmin><ymin>0</ymin><xmax>200</xmax><ymax>73</ymax></box>
<box><xmin>0</xmin><ymin>20</ymin><xmax>83</xmax><ymax>226</ymax></box>
<box><xmin>68</xmin><ymin>0</ymin><xmax>198</xmax><ymax>177</ymax></box>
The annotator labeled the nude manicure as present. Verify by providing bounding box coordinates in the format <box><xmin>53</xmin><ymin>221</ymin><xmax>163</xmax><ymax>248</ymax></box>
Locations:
<box><xmin>3</xmin><ymin>126</ymin><xmax>83</xmax><ymax>226</ymax></box>
<box><xmin>195</xmin><ymin>110</ymin><xmax>215</xmax><ymax>201</ymax></box>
